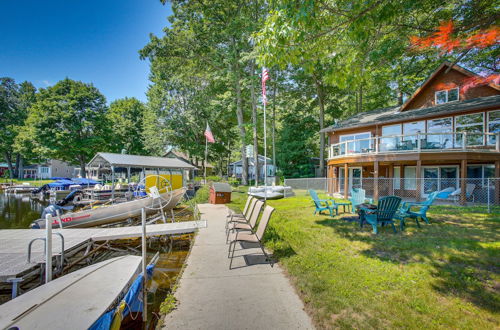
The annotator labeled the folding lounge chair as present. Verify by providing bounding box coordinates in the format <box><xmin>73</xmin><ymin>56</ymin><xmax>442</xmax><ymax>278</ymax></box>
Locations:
<box><xmin>226</xmin><ymin>196</ymin><xmax>253</xmax><ymax>229</ymax></box>
<box><xmin>225</xmin><ymin>198</ymin><xmax>259</xmax><ymax>243</ymax></box>
<box><xmin>228</xmin><ymin>205</ymin><xmax>275</xmax><ymax>270</ymax></box>
<box><xmin>227</xmin><ymin>200</ymin><xmax>264</xmax><ymax>238</ymax></box>
<box><xmin>226</xmin><ymin>197</ymin><xmax>257</xmax><ymax>232</ymax></box>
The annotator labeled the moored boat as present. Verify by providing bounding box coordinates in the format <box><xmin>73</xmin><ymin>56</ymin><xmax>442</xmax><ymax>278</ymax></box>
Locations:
<box><xmin>31</xmin><ymin>187</ymin><xmax>186</xmax><ymax>228</ymax></box>
<box><xmin>0</xmin><ymin>255</ymin><xmax>142</xmax><ymax>330</ymax></box>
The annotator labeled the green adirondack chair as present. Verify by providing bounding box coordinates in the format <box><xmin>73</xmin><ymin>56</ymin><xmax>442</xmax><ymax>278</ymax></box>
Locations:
<box><xmin>395</xmin><ymin>191</ymin><xmax>439</xmax><ymax>230</ymax></box>
<box><xmin>309</xmin><ymin>189</ymin><xmax>339</xmax><ymax>216</ymax></box>
<box><xmin>359</xmin><ymin>196</ymin><xmax>401</xmax><ymax>234</ymax></box>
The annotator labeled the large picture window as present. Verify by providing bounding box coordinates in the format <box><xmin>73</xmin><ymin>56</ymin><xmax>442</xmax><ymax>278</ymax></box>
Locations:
<box><xmin>381</xmin><ymin>124</ymin><xmax>402</xmax><ymax>136</ymax></box>
<box><xmin>455</xmin><ymin>113</ymin><xmax>484</xmax><ymax>146</ymax></box>
<box><xmin>427</xmin><ymin>117</ymin><xmax>453</xmax><ymax>147</ymax></box>
<box><xmin>339</xmin><ymin>132</ymin><xmax>371</xmax><ymax>154</ymax></box>
<box><xmin>403</xmin><ymin>121</ymin><xmax>425</xmax><ymax>143</ymax></box>
<box><xmin>488</xmin><ymin>110</ymin><xmax>500</xmax><ymax>145</ymax></box>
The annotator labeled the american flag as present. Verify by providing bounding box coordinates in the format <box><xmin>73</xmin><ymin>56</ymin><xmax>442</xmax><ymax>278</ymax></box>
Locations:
<box><xmin>262</xmin><ymin>67</ymin><xmax>269</xmax><ymax>105</ymax></box>
<box><xmin>204</xmin><ymin>122</ymin><xmax>215</xmax><ymax>143</ymax></box>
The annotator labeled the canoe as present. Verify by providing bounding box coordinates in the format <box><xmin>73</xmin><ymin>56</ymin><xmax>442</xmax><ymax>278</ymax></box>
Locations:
<box><xmin>31</xmin><ymin>187</ymin><xmax>186</xmax><ymax>228</ymax></box>
<box><xmin>0</xmin><ymin>255</ymin><xmax>142</xmax><ymax>330</ymax></box>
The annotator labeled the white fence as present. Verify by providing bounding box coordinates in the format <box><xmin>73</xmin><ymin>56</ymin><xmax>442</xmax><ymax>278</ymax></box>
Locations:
<box><xmin>284</xmin><ymin>177</ymin><xmax>500</xmax><ymax>213</ymax></box>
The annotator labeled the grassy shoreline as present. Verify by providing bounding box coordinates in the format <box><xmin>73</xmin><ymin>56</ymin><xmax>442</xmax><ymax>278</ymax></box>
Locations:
<box><xmin>228</xmin><ymin>188</ymin><xmax>500</xmax><ymax>329</ymax></box>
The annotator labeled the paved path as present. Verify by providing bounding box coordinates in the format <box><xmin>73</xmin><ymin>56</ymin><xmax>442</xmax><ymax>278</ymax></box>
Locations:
<box><xmin>163</xmin><ymin>203</ymin><xmax>314</xmax><ymax>330</ymax></box>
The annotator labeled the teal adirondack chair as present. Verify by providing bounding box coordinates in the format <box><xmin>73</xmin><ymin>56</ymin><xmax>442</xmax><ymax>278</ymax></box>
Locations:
<box><xmin>309</xmin><ymin>189</ymin><xmax>339</xmax><ymax>216</ymax></box>
<box><xmin>359</xmin><ymin>196</ymin><xmax>401</xmax><ymax>234</ymax></box>
<box><xmin>349</xmin><ymin>188</ymin><xmax>373</xmax><ymax>214</ymax></box>
<box><xmin>395</xmin><ymin>191</ymin><xmax>439</xmax><ymax>230</ymax></box>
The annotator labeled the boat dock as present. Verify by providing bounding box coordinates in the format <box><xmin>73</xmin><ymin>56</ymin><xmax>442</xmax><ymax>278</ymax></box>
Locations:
<box><xmin>163</xmin><ymin>204</ymin><xmax>314</xmax><ymax>329</ymax></box>
<box><xmin>0</xmin><ymin>220</ymin><xmax>206</xmax><ymax>292</ymax></box>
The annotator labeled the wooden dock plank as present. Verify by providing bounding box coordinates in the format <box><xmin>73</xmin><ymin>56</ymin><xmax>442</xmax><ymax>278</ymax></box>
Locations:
<box><xmin>0</xmin><ymin>220</ymin><xmax>206</xmax><ymax>282</ymax></box>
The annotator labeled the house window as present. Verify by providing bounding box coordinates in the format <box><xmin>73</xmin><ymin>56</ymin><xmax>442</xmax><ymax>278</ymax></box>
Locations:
<box><xmin>380</xmin><ymin>124</ymin><xmax>402</xmax><ymax>152</ymax></box>
<box><xmin>427</xmin><ymin>117</ymin><xmax>453</xmax><ymax>147</ymax></box>
<box><xmin>393</xmin><ymin>167</ymin><xmax>400</xmax><ymax>189</ymax></box>
<box><xmin>404</xmin><ymin>166</ymin><xmax>416</xmax><ymax>190</ymax></box>
<box><xmin>381</xmin><ymin>124</ymin><xmax>402</xmax><ymax>136</ymax></box>
<box><xmin>467</xmin><ymin>164</ymin><xmax>495</xmax><ymax>186</ymax></box>
<box><xmin>339</xmin><ymin>132</ymin><xmax>371</xmax><ymax>154</ymax></box>
<box><xmin>455</xmin><ymin>113</ymin><xmax>484</xmax><ymax>146</ymax></box>
<box><xmin>487</xmin><ymin>110</ymin><xmax>500</xmax><ymax>145</ymax></box>
<box><xmin>435</xmin><ymin>88</ymin><xmax>459</xmax><ymax>105</ymax></box>
<box><xmin>403</xmin><ymin>121</ymin><xmax>425</xmax><ymax>143</ymax></box>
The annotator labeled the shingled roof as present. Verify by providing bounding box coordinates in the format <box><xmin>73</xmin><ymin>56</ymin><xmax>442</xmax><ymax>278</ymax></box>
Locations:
<box><xmin>321</xmin><ymin>95</ymin><xmax>500</xmax><ymax>133</ymax></box>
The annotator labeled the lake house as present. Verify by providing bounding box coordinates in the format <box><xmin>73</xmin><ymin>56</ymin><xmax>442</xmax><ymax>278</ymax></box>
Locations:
<box><xmin>323</xmin><ymin>62</ymin><xmax>500</xmax><ymax>204</ymax></box>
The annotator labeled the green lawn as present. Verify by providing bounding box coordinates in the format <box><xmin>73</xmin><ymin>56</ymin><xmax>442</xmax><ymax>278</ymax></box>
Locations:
<box><xmin>228</xmin><ymin>189</ymin><xmax>500</xmax><ymax>329</ymax></box>
<box><xmin>0</xmin><ymin>178</ymin><xmax>54</xmax><ymax>187</ymax></box>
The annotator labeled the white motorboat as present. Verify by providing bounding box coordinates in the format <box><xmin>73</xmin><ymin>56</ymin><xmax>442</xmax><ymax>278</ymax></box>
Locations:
<box><xmin>31</xmin><ymin>187</ymin><xmax>186</xmax><ymax>228</ymax></box>
<box><xmin>0</xmin><ymin>255</ymin><xmax>142</xmax><ymax>330</ymax></box>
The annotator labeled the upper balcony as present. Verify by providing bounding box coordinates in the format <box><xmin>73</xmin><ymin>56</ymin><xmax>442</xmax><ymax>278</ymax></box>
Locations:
<box><xmin>328</xmin><ymin>132</ymin><xmax>500</xmax><ymax>159</ymax></box>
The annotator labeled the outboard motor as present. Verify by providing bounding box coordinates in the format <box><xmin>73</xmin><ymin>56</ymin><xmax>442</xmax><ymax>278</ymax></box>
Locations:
<box><xmin>41</xmin><ymin>204</ymin><xmax>64</xmax><ymax>219</ymax></box>
<box><xmin>56</xmin><ymin>190</ymin><xmax>83</xmax><ymax>206</ymax></box>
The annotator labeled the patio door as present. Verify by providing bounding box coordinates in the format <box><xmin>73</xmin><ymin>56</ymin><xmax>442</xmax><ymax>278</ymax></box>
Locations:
<box><xmin>349</xmin><ymin>167</ymin><xmax>362</xmax><ymax>191</ymax></box>
<box><xmin>421</xmin><ymin>166</ymin><xmax>458</xmax><ymax>197</ymax></box>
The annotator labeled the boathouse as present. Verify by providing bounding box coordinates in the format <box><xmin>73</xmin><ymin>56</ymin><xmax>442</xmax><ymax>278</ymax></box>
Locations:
<box><xmin>87</xmin><ymin>152</ymin><xmax>195</xmax><ymax>190</ymax></box>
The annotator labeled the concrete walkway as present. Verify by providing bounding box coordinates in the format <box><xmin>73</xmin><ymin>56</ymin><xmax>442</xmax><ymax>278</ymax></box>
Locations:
<box><xmin>163</xmin><ymin>203</ymin><xmax>314</xmax><ymax>330</ymax></box>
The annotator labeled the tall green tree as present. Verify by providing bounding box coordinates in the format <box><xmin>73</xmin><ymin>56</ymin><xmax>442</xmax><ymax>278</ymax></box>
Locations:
<box><xmin>18</xmin><ymin>78</ymin><xmax>109</xmax><ymax>177</ymax></box>
<box><xmin>107</xmin><ymin>97</ymin><xmax>146</xmax><ymax>155</ymax></box>
<box><xmin>0</xmin><ymin>78</ymin><xmax>36</xmax><ymax>179</ymax></box>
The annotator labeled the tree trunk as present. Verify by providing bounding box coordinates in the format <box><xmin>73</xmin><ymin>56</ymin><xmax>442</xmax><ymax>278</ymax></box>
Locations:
<box><xmin>359</xmin><ymin>84</ymin><xmax>363</xmax><ymax>113</ymax></box>
<box><xmin>17</xmin><ymin>154</ymin><xmax>24</xmax><ymax>179</ymax></box>
<box><xmin>249</xmin><ymin>60</ymin><xmax>259</xmax><ymax>186</ymax></box>
<box><xmin>4</xmin><ymin>152</ymin><xmax>14</xmax><ymax>180</ymax></box>
<box><xmin>234</xmin><ymin>53</ymin><xmax>248</xmax><ymax>185</ymax></box>
<box><xmin>314</xmin><ymin>76</ymin><xmax>326</xmax><ymax>178</ymax></box>
<box><xmin>15</xmin><ymin>153</ymin><xmax>20</xmax><ymax>178</ymax></box>
<box><xmin>79</xmin><ymin>157</ymin><xmax>87</xmax><ymax>178</ymax></box>
<box><xmin>397</xmin><ymin>89</ymin><xmax>404</xmax><ymax>105</ymax></box>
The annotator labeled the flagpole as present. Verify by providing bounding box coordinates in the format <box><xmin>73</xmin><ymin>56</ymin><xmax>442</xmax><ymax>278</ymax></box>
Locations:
<box><xmin>204</xmin><ymin>136</ymin><xmax>208</xmax><ymax>185</ymax></box>
<box><xmin>263</xmin><ymin>68</ymin><xmax>268</xmax><ymax>202</ymax></box>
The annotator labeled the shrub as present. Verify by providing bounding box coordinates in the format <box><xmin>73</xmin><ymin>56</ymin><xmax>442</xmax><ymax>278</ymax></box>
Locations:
<box><xmin>192</xmin><ymin>185</ymin><xmax>209</xmax><ymax>204</ymax></box>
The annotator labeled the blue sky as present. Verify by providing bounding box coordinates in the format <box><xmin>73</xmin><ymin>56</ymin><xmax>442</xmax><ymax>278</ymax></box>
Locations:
<box><xmin>0</xmin><ymin>0</ymin><xmax>172</xmax><ymax>103</ymax></box>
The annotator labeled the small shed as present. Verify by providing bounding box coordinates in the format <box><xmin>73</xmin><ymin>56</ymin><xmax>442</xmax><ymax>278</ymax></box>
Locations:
<box><xmin>209</xmin><ymin>183</ymin><xmax>232</xmax><ymax>204</ymax></box>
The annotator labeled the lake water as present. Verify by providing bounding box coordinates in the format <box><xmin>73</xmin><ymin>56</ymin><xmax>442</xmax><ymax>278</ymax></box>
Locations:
<box><xmin>0</xmin><ymin>192</ymin><xmax>47</xmax><ymax>229</ymax></box>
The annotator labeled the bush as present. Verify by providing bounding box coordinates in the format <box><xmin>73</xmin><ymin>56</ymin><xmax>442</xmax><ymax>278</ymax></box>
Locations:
<box><xmin>192</xmin><ymin>185</ymin><xmax>209</xmax><ymax>204</ymax></box>
<box><xmin>206</xmin><ymin>175</ymin><xmax>223</xmax><ymax>182</ymax></box>
<box><xmin>228</xmin><ymin>177</ymin><xmax>239</xmax><ymax>186</ymax></box>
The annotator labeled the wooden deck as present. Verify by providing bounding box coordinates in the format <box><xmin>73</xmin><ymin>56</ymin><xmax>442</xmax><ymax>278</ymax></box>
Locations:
<box><xmin>0</xmin><ymin>220</ymin><xmax>206</xmax><ymax>282</ymax></box>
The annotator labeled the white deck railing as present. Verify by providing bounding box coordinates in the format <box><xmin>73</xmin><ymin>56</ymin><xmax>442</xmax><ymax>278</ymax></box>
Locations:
<box><xmin>329</xmin><ymin>132</ymin><xmax>500</xmax><ymax>159</ymax></box>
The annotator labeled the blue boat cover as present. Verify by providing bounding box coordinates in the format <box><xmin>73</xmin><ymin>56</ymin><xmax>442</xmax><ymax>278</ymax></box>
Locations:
<box><xmin>47</xmin><ymin>179</ymin><xmax>77</xmax><ymax>188</ymax></box>
<box><xmin>89</xmin><ymin>264</ymin><xmax>155</xmax><ymax>330</ymax></box>
<box><xmin>50</xmin><ymin>177</ymin><xmax>72</xmax><ymax>180</ymax></box>
<box><xmin>71</xmin><ymin>178</ymin><xmax>99</xmax><ymax>185</ymax></box>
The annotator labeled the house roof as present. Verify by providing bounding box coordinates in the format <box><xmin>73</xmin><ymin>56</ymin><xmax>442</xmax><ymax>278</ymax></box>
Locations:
<box><xmin>87</xmin><ymin>152</ymin><xmax>195</xmax><ymax>169</ymax></box>
<box><xmin>400</xmin><ymin>61</ymin><xmax>500</xmax><ymax>111</ymax></box>
<box><xmin>164</xmin><ymin>150</ymin><xmax>214</xmax><ymax>168</ymax></box>
<box><xmin>321</xmin><ymin>95</ymin><xmax>500</xmax><ymax>133</ymax></box>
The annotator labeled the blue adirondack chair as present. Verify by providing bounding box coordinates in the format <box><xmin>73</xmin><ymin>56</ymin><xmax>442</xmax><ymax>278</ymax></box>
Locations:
<box><xmin>359</xmin><ymin>196</ymin><xmax>401</xmax><ymax>234</ymax></box>
<box><xmin>395</xmin><ymin>191</ymin><xmax>439</xmax><ymax>230</ymax></box>
<box><xmin>309</xmin><ymin>189</ymin><xmax>339</xmax><ymax>216</ymax></box>
<box><xmin>349</xmin><ymin>188</ymin><xmax>373</xmax><ymax>214</ymax></box>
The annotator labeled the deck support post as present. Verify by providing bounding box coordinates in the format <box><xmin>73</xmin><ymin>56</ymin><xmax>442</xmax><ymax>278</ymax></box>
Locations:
<box><xmin>343</xmin><ymin>163</ymin><xmax>348</xmax><ymax>199</ymax></box>
<box><xmin>374</xmin><ymin>161</ymin><xmax>379</xmax><ymax>202</ymax></box>
<box><xmin>460</xmin><ymin>160</ymin><xmax>467</xmax><ymax>205</ymax></box>
<box><xmin>331</xmin><ymin>165</ymin><xmax>337</xmax><ymax>194</ymax></box>
<box><xmin>495</xmin><ymin>160</ymin><xmax>500</xmax><ymax>206</ymax></box>
<box><xmin>416</xmin><ymin>161</ymin><xmax>422</xmax><ymax>202</ymax></box>
<box><xmin>127</xmin><ymin>167</ymin><xmax>131</xmax><ymax>183</ymax></box>
<box><xmin>388</xmin><ymin>164</ymin><xmax>394</xmax><ymax>195</ymax></box>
